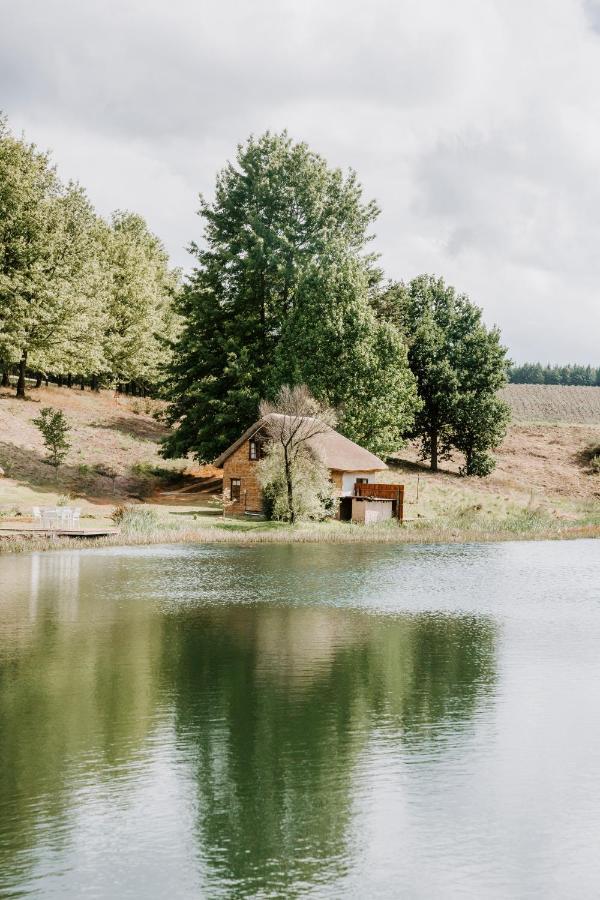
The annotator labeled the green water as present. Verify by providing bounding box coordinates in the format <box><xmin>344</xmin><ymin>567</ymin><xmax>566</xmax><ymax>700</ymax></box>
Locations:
<box><xmin>1</xmin><ymin>541</ymin><xmax>599</xmax><ymax>898</ymax></box>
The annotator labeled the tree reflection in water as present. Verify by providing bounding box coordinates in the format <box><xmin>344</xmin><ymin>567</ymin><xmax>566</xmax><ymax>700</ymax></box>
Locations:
<box><xmin>165</xmin><ymin>606</ymin><xmax>496</xmax><ymax>896</ymax></box>
<box><xmin>0</xmin><ymin>546</ymin><xmax>496</xmax><ymax>898</ymax></box>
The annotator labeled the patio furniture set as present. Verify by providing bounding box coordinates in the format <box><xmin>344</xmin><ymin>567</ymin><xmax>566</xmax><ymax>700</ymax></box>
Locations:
<box><xmin>32</xmin><ymin>507</ymin><xmax>82</xmax><ymax>530</ymax></box>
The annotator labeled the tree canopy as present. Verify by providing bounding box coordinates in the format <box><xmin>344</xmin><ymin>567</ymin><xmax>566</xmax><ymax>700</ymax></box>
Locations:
<box><xmin>0</xmin><ymin>114</ymin><xmax>179</xmax><ymax>397</ymax></box>
<box><xmin>163</xmin><ymin>131</ymin><xmax>417</xmax><ymax>461</ymax></box>
<box><xmin>509</xmin><ymin>362</ymin><xmax>600</xmax><ymax>386</ymax></box>
<box><xmin>379</xmin><ymin>275</ymin><xmax>510</xmax><ymax>474</ymax></box>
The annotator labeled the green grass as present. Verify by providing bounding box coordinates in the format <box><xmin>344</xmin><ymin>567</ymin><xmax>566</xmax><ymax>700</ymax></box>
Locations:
<box><xmin>2</xmin><ymin>512</ymin><xmax>598</xmax><ymax>555</ymax></box>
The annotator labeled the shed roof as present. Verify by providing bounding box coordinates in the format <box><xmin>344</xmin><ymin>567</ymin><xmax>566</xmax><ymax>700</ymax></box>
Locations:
<box><xmin>213</xmin><ymin>414</ymin><xmax>388</xmax><ymax>472</ymax></box>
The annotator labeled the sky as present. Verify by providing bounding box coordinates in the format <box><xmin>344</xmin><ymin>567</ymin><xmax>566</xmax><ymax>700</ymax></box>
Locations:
<box><xmin>1</xmin><ymin>0</ymin><xmax>600</xmax><ymax>363</ymax></box>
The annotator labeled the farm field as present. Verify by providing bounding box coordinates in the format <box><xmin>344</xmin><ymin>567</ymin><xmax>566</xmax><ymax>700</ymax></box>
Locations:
<box><xmin>501</xmin><ymin>383</ymin><xmax>600</xmax><ymax>424</ymax></box>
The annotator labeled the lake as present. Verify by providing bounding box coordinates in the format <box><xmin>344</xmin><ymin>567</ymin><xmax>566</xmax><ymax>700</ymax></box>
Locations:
<box><xmin>1</xmin><ymin>540</ymin><xmax>599</xmax><ymax>898</ymax></box>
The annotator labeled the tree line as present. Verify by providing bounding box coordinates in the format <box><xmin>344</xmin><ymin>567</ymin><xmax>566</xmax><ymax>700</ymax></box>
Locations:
<box><xmin>509</xmin><ymin>363</ymin><xmax>600</xmax><ymax>386</ymax></box>
<box><xmin>163</xmin><ymin>131</ymin><xmax>510</xmax><ymax>475</ymax></box>
<box><xmin>0</xmin><ymin>120</ymin><xmax>511</xmax><ymax>474</ymax></box>
<box><xmin>0</xmin><ymin>115</ymin><xmax>179</xmax><ymax>398</ymax></box>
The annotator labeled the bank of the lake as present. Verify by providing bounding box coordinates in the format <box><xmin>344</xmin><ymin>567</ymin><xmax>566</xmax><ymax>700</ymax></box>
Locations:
<box><xmin>1</xmin><ymin>515</ymin><xmax>599</xmax><ymax>554</ymax></box>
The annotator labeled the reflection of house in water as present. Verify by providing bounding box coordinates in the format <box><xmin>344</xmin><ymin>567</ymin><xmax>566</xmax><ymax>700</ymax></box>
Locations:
<box><xmin>229</xmin><ymin>607</ymin><xmax>363</xmax><ymax>691</ymax></box>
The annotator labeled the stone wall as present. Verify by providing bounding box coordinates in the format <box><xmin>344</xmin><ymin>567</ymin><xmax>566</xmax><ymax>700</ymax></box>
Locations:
<box><xmin>222</xmin><ymin>441</ymin><xmax>263</xmax><ymax>516</ymax></box>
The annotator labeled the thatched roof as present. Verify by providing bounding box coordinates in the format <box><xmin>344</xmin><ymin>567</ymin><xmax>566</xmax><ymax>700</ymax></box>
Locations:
<box><xmin>213</xmin><ymin>415</ymin><xmax>388</xmax><ymax>472</ymax></box>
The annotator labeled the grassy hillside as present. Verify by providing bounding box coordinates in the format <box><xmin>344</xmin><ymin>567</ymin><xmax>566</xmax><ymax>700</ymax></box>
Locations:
<box><xmin>1</xmin><ymin>382</ymin><xmax>599</xmax><ymax>548</ymax></box>
<box><xmin>0</xmin><ymin>384</ymin><xmax>192</xmax><ymax>518</ymax></box>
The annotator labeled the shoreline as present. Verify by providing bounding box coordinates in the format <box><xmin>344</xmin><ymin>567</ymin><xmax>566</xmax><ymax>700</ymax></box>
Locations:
<box><xmin>1</xmin><ymin>521</ymin><xmax>599</xmax><ymax>554</ymax></box>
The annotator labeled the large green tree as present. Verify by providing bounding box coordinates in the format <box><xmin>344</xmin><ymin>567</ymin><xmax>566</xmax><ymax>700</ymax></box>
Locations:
<box><xmin>380</xmin><ymin>275</ymin><xmax>509</xmax><ymax>473</ymax></box>
<box><xmin>0</xmin><ymin>115</ymin><xmax>178</xmax><ymax>397</ymax></box>
<box><xmin>271</xmin><ymin>251</ymin><xmax>419</xmax><ymax>455</ymax></box>
<box><xmin>0</xmin><ymin>119</ymin><xmax>108</xmax><ymax>396</ymax></box>
<box><xmin>102</xmin><ymin>212</ymin><xmax>180</xmax><ymax>389</ymax></box>
<box><xmin>163</xmin><ymin>131</ymin><xmax>416</xmax><ymax>461</ymax></box>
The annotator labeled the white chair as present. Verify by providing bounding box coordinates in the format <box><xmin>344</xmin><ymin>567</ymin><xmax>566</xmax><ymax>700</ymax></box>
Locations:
<box><xmin>41</xmin><ymin>507</ymin><xmax>58</xmax><ymax>529</ymax></box>
<box><xmin>32</xmin><ymin>507</ymin><xmax>42</xmax><ymax>527</ymax></box>
<box><xmin>71</xmin><ymin>508</ymin><xmax>81</xmax><ymax>530</ymax></box>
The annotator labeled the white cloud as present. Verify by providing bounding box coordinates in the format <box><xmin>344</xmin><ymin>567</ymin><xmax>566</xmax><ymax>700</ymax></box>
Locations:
<box><xmin>1</xmin><ymin>0</ymin><xmax>599</xmax><ymax>361</ymax></box>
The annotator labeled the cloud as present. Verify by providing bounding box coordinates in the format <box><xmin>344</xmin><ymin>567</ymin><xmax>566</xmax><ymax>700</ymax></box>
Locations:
<box><xmin>1</xmin><ymin>0</ymin><xmax>599</xmax><ymax>361</ymax></box>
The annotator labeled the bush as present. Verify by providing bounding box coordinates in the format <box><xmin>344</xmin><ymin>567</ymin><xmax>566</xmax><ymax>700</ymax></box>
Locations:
<box><xmin>111</xmin><ymin>504</ymin><xmax>161</xmax><ymax>534</ymax></box>
<box><xmin>591</xmin><ymin>455</ymin><xmax>600</xmax><ymax>475</ymax></box>
<box><xmin>130</xmin><ymin>461</ymin><xmax>182</xmax><ymax>484</ymax></box>
<box><xmin>460</xmin><ymin>451</ymin><xmax>496</xmax><ymax>478</ymax></box>
<box><xmin>93</xmin><ymin>462</ymin><xmax>118</xmax><ymax>480</ymax></box>
<box><xmin>32</xmin><ymin>407</ymin><xmax>71</xmax><ymax>467</ymax></box>
<box><xmin>258</xmin><ymin>444</ymin><xmax>336</xmax><ymax>522</ymax></box>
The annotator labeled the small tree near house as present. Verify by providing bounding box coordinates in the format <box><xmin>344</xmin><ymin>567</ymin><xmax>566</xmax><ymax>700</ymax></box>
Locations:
<box><xmin>257</xmin><ymin>385</ymin><xmax>337</xmax><ymax>524</ymax></box>
<box><xmin>33</xmin><ymin>407</ymin><xmax>71</xmax><ymax>468</ymax></box>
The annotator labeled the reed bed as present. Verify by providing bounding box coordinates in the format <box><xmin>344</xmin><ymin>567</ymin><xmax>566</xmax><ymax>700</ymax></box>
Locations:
<box><xmin>2</xmin><ymin>516</ymin><xmax>599</xmax><ymax>554</ymax></box>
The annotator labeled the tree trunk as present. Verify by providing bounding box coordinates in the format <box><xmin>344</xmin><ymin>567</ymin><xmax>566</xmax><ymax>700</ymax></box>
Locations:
<box><xmin>16</xmin><ymin>351</ymin><xmax>27</xmax><ymax>399</ymax></box>
<box><xmin>57</xmin><ymin>374</ymin><xmax>63</xmax><ymax>387</ymax></box>
<box><xmin>45</xmin><ymin>375</ymin><xmax>49</xmax><ymax>387</ymax></box>
<box><xmin>465</xmin><ymin>447</ymin><xmax>473</xmax><ymax>476</ymax></box>
<box><xmin>284</xmin><ymin>451</ymin><xmax>295</xmax><ymax>524</ymax></box>
<box><xmin>91</xmin><ymin>374</ymin><xmax>98</xmax><ymax>391</ymax></box>
<box><xmin>430</xmin><ymin>428</ymin><xmax>438</xmax><ymax>473</ymax></box>
<box><xmin>80</xmin><ymin>377</ymin><xmax>85</xmax><ymax>391</ymax></box>
<box><xmin>35</xmin><ymin>373</ymin><xmax>42</xmax><ymax>388</ymax></box>
<box><xmin>67</xmin><ymin>372</ymin><xmax>72</xmax><ymax>388</ymax></box>
<box><xmin>1</xmin><ymin>368</ymin><xmax>9</xmax><ymax>388</ymax></box>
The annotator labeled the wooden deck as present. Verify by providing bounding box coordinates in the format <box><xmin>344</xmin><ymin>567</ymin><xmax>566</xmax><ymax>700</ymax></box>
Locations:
<box><xmin>0</xmin><ymin>526</ymin><xmax>120</xmax><ymax>538</ymax></box>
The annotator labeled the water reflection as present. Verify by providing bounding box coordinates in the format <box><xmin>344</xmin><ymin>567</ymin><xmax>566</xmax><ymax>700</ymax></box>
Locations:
<box><xmin>164</xmin><ymin>607</ymin><xmax>495</xmax><ymax>896</ymax></box>
<box><xmin>0</xmin><ymin>547</ymin><xmax>497</xmax><ymax>898</ymax></box>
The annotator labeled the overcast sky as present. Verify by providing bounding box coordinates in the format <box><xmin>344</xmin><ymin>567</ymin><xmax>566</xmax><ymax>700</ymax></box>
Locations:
<box><xmin>2</xmin><ymin>0</ymin><xmax>600</xmax><ymax>362</ymax></box>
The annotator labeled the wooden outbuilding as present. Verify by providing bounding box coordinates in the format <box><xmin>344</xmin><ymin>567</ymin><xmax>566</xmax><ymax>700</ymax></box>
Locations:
<box><xmin>213</xmin><ymin>415</ymin><xmax>404</xmax><ymax>523</ymax></box>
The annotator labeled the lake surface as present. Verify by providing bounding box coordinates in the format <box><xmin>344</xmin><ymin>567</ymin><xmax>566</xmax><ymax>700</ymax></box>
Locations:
<box><xmin>0</xmin><ymin>540</ymin><xmax>599</xmax><ymax>898</ymax></box>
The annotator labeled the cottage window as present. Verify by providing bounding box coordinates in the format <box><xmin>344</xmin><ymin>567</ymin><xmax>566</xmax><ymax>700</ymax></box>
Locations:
<box><xmin>355</xmin><ymin>477</ymin><xmax>369</xmax><ymax>485</ymax></box>
<box><xmin>249</xmin><ymin>439</ymin><xmax>262</xmax><ymax>461</ymax></box>
<box><xmin>230</xmin><ymin>478</ymin><xmax>241</xmax><ymax>501</ymax></box>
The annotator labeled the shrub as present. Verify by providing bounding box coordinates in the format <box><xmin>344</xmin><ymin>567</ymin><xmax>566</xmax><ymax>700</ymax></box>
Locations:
<box><xmin>591</xmin><ymin>455</ymin><xmax>600</xmax><ymax>475</ymax></box>
<box><xmin>111</xmin><ymin>504</ymin><xmax>161</xmax><ymax>534</ymax></box>
<box><xmin>32</xmin><ymin>407</ymin><xmax>71</xmax><ymax>467</ymax></box>
<box><xmin>459</xmin><ymin>451</ymin><xmax>495</xmax><ymax>478</ymax></box>
<box><xmin>258</xmin><ymin>443</ymin><xmax>336</xmax><ymax>522</ymax></box>
<box><xmin>93</xmin><ymin>462</ymin><xmax>118</xmax><ymax>481</ymax></box>
<box><xmin>130</xmin><ymin>462</ymin><xmax>182</xmax><ymax>484</ymax></box>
